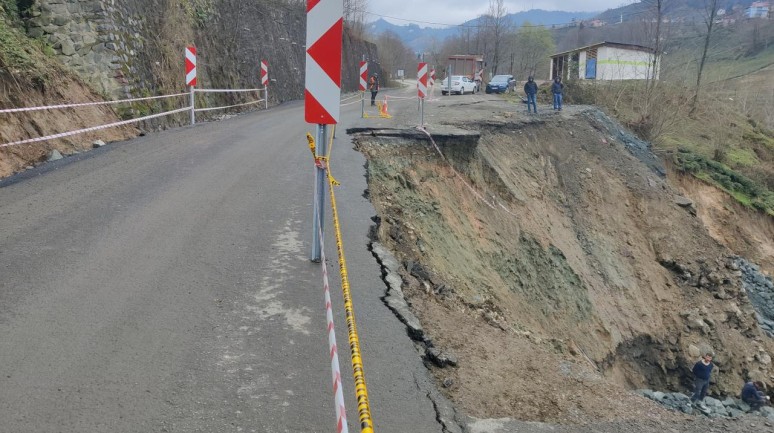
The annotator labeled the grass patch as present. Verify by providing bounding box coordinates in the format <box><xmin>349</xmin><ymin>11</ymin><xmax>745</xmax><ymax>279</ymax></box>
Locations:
<box><xmin>726</xmin><ymin>147</ymin><xmax>759</xmax><ymax>167</ymax></box>
<box><xmin>674</xmin><ymin>147</ymin><xmax>774</xmax><ymax>216</ymax></box>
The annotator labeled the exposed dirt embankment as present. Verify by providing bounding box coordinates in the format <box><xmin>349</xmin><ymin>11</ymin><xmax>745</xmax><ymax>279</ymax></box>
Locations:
<box><xmin>0</xmin><ymin>17</ymin><xmax>136</xmax><ymax>178</ymax></box>
<box><xmin>352</xmin><ymin>101</ymin><xmax>774</xmax><ymax>426</ymax></box>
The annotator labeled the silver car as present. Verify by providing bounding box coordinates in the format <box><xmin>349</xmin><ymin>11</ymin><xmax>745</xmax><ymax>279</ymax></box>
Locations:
<box><xmin>440</xmin><ymin>75</ymin><xmax>477</xmax><ymax>95</ymax></box>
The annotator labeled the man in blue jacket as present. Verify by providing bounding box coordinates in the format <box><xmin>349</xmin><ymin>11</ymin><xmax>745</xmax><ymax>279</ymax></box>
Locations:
<box><xmin>523</xmin><ymin>76</ymin><xmax>538</xmax><ymax>114</ymax></box>
<box><xmin>689</xmin><ymin>353</ymin><xmax>714</xmax><ymax>410</ymax></box>
<box><xmin>551</xmin><ymin>77</ymin><xmax>564</xmax><ymax>111</ymax></box>
<box><xmin>741</xmin><ymin>381</ymin><xmax>770</xmax><ymax>411</ymax></box>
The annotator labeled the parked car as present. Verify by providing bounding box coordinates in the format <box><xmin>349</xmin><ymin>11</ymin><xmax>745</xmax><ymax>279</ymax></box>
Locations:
<box><xmin>440</xmin><ymin>75</ymin><xmax>477</xmax><ymax>95</ymax></box>
<box><xmin>485</xmin><ymin>75</ymin><xmax>515</xmax><ymax>94</ymax></box>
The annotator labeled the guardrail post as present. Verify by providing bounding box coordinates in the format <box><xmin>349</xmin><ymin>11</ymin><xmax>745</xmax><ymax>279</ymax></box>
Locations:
<box><xmin>310</xmin><ymin>124</ymin><xmax>327</xmax><ymax>262</ymax></box>
<box><xmin>189</xmin><ymin>86</ymin><xmax>196</xmax><ymax>125</ymax></box>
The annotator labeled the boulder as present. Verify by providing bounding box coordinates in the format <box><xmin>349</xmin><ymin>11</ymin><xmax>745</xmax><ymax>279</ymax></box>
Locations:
<box><xmin>47</xmin><ymin>150</ymin><xmax>63</xmax><ymax>161</ymax></box>
<box><xmin>688</xmin><ymin>344</ymin><xmax>701</xmax><ymax>358</ymax></box>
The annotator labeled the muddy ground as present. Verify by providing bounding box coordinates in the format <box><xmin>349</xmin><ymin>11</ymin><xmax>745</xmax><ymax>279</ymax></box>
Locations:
<box><xmin>350</xmin><ymin>90</ymin><xmax>774</xmax><ymax>432</ymax></box>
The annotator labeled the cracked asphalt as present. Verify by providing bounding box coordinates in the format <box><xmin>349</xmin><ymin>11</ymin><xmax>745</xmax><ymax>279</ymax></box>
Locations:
<box><xmin>0</xmin><ymin>94</ymin><xmax>447</xmax><ymax>432</ymax></box>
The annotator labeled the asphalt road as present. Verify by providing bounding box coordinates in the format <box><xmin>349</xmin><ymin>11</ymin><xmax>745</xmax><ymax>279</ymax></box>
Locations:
<box><xmin>0</xmin><ymin>92</ymin><xmax>444</xmax><ymax>432</ymax></box>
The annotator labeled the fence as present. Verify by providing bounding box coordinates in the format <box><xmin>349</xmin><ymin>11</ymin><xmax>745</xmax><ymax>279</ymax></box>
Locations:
<box><xmin>0</xmin><ymin>87</ymin><xmax>268</xmax><ymax>148</ymax></box>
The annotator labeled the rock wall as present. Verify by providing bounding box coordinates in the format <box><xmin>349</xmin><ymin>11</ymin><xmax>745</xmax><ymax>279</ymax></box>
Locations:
<box><xmin>24</xmin><ymin>0</ymin><xmax>377</xmax><ymax>104</ymax></box>
<box><xmin>25</xmin><ymin>0</ymin><xmax>129</xmax><ymax>97</ymax></box>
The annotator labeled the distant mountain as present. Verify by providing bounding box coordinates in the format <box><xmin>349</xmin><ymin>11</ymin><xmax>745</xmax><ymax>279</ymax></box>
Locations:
<box><xmin>367</xmin><ymin>9</ymin><xmax>600</xmax><ymax>52</ymax></box>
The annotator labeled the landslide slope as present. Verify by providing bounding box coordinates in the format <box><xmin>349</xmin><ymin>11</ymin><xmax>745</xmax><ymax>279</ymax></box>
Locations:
<box><xmin>352</xmin><ymin>99</ymin><xmax>774</xmax><ymax>426</ymax></box>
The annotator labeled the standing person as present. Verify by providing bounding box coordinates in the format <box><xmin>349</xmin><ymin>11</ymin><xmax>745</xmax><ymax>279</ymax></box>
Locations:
<box><xmin>369</xmin><ymin>73</ymin><xmax>379</xmax><ymax>106</ymax></box>
<box><xmin>551</xmin><ymin>77</ymin><xmax>564</xmax><ymax>111</ymax></box>
<box><xmin>523</xmin><ymin>76</ymin><xmax>538</xmax><ymax>114</ymax></box>
<box><xmin>689</xmin><ymin>352</ymin><xmax>714</xmax><ymax>410</ymax></box>
<box><xmin>741</xmin><ymin>381</ymin><xmax>771</xmax><ymax>411</ymax></box>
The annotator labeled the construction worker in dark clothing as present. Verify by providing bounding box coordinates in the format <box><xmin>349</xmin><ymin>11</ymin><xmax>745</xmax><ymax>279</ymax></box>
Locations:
<box><xmin>523</xmin><ymin>76</ymin><xmax>538</xmax><ymax>113</ymax></box>
<box><xmin>369</xmin><ymin>73</ymin><xmax>379</xmax><ymax>106</ymax></box>
<box><xmin>741</xmin><ymin>381</ymin><xmax>771</xmax><ymax>411</ymax></box>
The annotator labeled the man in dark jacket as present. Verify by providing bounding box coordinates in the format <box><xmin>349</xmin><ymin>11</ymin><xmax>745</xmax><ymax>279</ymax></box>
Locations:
<box><xmin>551</xmin><ymin>77</ymin><xmax>564</xmax><ymax>111</ymax></box>
<box><xmin>741</xmin><ymin>381</ymin><xmax>770</xmax><ymax>411</ymax></box>
<box><xmin>689</xmin><ymin>353</ymin><xmax>714</xmax><ymax>410</ymax></box>
<box><xmin>523</xmin><ymin>76</ymin><xmax>538</xmax><ymax>113</ymax></box>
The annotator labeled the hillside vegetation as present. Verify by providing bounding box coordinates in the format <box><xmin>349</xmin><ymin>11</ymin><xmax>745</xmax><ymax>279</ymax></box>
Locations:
<box><xmin>548</xmin><ymin>19</ymin><xmax>774</xmax><ymax>217</ymax></box>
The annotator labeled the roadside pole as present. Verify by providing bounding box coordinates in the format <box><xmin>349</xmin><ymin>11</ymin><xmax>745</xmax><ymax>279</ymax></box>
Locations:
<box><xmin>311</xmin><ymin>123</ymin><xmax>327</xmax><ymax>262</ymax></box>
<box><xmin>189</xmin><ymin>87</ymin><xmax>195</xmax><ymax>125</ymax></box>
<box><xmin>185</xmin><ymin>46</ymin><xmax>197</xmax><ymax>125</ymax></box>
<box><xmin>360</xmin><ymin>58</ymin><xmax>367</xmax><ymax>119</ymax></box>
<box><xmin>261</xmin><ymin>60</ymin><xmax>269</xmax><ymax>110</ymax></box>
<box><xmin>446</xmin><ymin>64</ymin><xmax>451</xmax><ymax>97</ymax></box>
<box><xmin>305</xmin><ymin>0</ymin><xmax>341</xmax><ymax>263</ymax></box>
<box><xmin>418</xmin><ymin>62</ymin><xmax>427</xmax><ymax>129</ymax></box>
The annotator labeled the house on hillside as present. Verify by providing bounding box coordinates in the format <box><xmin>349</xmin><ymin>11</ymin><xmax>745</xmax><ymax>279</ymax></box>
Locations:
<box><xmin>549</xmin><ymin>42</ymin><xmax>659</xmax><ymax>81</ymax></box>
<box><xmin>746</xmin><ymin>2</ymin><xmax>770</xmax><ymax>18</ymax></box>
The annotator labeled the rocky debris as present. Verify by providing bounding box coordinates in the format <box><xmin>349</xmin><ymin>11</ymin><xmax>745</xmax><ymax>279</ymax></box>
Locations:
<box><xmin>736</xmin><ymin>258</ymin><xmax>774</xmax><ymax>336</ymax></box>
<box><xmin>658</xmin><ymin>256</ymin><xmax>742</xmax><ymax>299</ymax></box>
<box><xmin>638</xmin><ymin>389</ymin><xmax>774</xmax><ymax>420</ymax></box>
<box><xmin>92</xmin><ymin>139</ymin><xmax>106</xmax><ymax>148</ymax></box>
<box><xmin>47</xmin><ymin>150</ymin><xmax>63</xmax><ymax>161</ymax></box>
<box><xmin>426</xmin><ymin>347</ymin><xmax>459</xmax><ymax>368</ymax></box>
<box><xmin>583</xmin><ymin>108</ymin><xmax>666</xmax><ymax>177</ymax></box>
<box><xmin>675</xmin><ymin>196</ymin><xmax>694</xmax><ymax>207</ymax></box>
<box><xmin>674</xmin><ymin>196</ymin><xmax>697</xmax><ymax>216</ymax></box>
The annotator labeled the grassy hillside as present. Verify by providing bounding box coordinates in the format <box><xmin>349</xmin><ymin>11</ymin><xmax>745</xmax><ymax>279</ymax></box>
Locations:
<box><xmin>549</xmin><ymin>18</ymin><xmax>774</xmax><ymax>217</ymax></box>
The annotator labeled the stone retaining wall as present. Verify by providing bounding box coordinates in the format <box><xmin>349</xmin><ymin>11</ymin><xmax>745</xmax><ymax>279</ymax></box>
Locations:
<box><xmin>25</xmin><ymin>0</ymin><xmax>138</xmax><ymax>97</ymax></box>
<box><xmin>23</xmin><ymin>0</ymin><xmax>376</xmax><ymax>103</ymax></box>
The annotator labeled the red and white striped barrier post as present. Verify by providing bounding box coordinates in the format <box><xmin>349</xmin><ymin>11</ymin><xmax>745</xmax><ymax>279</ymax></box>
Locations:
<box><xmin>359</xmin><ymin>60</ymin><xmax>367</xmax><ymax>118</ymax></box>
<box><xmin>418</xmin><ymin>62</ymin><xmax>428</xmax><ymax>128</ymax></box>
<box><xmin>305</xmin><ymin>0</ymin><xmax>343</xmax><ymax>263</ymax></box>
<box><xmin>261</xmin><ymin>60</ymin><xmax>269</xmax><ymax>110</ymax></box>
<box><xmin>185</xmin><ymin>46</ymin><xmax>197</xmax><ymax>125</ymax></box>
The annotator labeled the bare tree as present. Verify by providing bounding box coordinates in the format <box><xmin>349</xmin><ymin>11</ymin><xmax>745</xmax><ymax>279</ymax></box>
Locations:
<box><xmin>642</xmin><ymin>0</ymin><xmax>665</xmax><ymax>93</ymax></box>
<box><xmin>481</xmin><ymin>0</ymin><xmax>510</xmax><ymax>75</ymax></box>
<box><xmin>343</xmin><ymin>0</ymin><xmax>368</xmax><ymax>37</ymax></box>
<box><xmin>690</xmin><ymin>0</ymin><xmax>719</xmax><ymax>116</ymax></box>
<box><xmin>375</xmin><ymin>30</ymin><xmax>414</xmax><ymax>81</ymax></box>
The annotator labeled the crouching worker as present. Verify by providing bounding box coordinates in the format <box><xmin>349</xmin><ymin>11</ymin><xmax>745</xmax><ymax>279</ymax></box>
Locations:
<box><xmin>741</xmin><ymin>381</ymin><xmax>771</xmax><ymax>411</ymax></box>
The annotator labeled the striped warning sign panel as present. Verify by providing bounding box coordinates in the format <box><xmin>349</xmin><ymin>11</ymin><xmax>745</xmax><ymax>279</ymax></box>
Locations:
<box><xmin>185</xmin><ymin>46</ymin><xmax>197</xmax><ymax>86</ymax></box>
<box><xmin>304</xmin><ymin>0</ymin><xmax>343</xmax><ymax>124</ymax></box>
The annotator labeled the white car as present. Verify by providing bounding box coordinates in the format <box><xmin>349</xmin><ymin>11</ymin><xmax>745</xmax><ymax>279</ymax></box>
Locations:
<box><xmin>440</xmin><ymin>75</ymin><xmax>477</xmax><ymax>95</ymax></box>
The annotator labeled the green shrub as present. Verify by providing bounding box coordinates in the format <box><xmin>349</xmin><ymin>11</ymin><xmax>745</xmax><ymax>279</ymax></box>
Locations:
<box><xmin>674</xmin><ymin>147</ymin><xmax>773</xmax><ymax>215</ymax></box>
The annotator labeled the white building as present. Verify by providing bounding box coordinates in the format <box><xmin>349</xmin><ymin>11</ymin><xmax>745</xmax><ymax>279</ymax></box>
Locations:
<box><xmin>549</xmin><ymin>42</ymin><xmax>659</xmax><ymax>81</ymax></box>
<box><xmin>746</xmin><ymin>2</ymin><xmax>770</xmax><ymax>18</ymax></box>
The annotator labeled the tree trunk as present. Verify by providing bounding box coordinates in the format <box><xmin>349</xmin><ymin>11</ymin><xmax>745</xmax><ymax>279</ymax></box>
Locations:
<box><xmin>690</xmin><ymin>0</ymin><xmax>719</xmax><ymax>116</ymax></box>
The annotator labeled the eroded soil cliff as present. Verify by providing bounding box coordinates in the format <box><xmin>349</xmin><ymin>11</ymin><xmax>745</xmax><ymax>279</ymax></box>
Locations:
<box><xmin>351</xmin><ymin>95</ymin><xmax>774</xmax><ymax>428</ymax></box>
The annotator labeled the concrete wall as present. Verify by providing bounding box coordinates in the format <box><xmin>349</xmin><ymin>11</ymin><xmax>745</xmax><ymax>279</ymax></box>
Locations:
<box><xmin>597</xmin><ymin>46</ymin><xmax>657</xmax><ymax>80</ymax></box>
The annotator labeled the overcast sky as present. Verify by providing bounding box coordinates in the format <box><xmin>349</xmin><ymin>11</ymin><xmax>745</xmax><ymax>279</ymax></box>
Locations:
<box><xmin>368</xmin><ymin>0</ymin><xmax>635</xmax><ymax>28</ymax></box>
